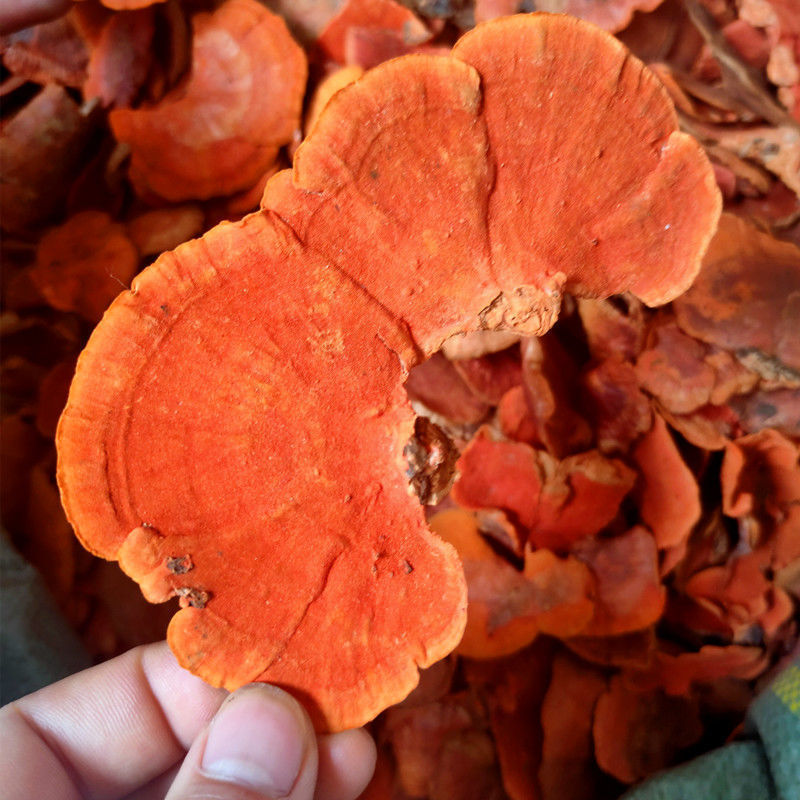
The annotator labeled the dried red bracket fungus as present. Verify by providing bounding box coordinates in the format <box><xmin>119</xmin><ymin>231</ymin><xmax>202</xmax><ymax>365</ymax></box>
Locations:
<box><xmin>109</xmin><ymin>0</ymin><xmax>306</xmax><ymax>201</ymax></box>
<box><xmin>57</xmin><ymin>14</ymin><xmax>721</xmax><ymax>731</ymax></box>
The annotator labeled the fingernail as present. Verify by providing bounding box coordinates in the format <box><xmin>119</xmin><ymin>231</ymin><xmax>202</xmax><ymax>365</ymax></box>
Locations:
<box><xmin>201</xmin><ymin>684</ymin><xmax>307</xmax><ymax>797</ymax></box>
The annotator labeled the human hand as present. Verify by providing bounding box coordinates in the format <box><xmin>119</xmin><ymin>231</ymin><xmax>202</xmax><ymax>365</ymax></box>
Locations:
<box><xmin>0</xmin><ymin>641</ymin><xmax>376</xmax><ymax>799</ymax></box>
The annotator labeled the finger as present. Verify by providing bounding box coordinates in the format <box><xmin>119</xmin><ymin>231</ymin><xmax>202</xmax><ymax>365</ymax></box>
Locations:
<box><xmin>315</xmin><ymin>729</ymin><xmax>377</xmax><ymax>800</ymax></box>
<box><xmin>165</xmin><ymin>683</ymin><xmax>318</xmax><ymax>800</ymax></box>
<box><xmin>121</xmin><ymin>766</ymin><xmax>179</xmax><ymax>800</ymax></box>
<box><xmin>0</xmin><ymin>0</ymin><xmax>72</xmax><ymax>35</ymax></box>
<box><xmin>0</xmin><ymin>641</ymin><xmax>227</xmax><ymax>800</ymax></box>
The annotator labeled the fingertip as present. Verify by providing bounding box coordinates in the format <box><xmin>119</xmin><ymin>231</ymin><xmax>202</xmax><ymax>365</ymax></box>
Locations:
<box><xmin>315</xmin><ymin>728</ymin><xmax>377</xmax><ymax>800</ymax></box>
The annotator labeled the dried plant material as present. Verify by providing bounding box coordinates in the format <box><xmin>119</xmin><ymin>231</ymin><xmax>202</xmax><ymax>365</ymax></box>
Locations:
<box><xmin>0</xmin><ymin>84</ymin><xmax>95</xmax><ymax>234</ymax></box>
<box><xmin>261</xmin><ymin>0</ymin><xmax>344</xmax><ymax>45</ymax></box>
<box><xmin>721</xmin><ymin>429</ymin><xmax>800</xmax><ymax>569</ymax></box>
<box><xmin>452</xmin><ymin>428</ymin><xmax>543</xmax><ymax>530</ymax></box>
<box><xmin>633</xmin><ymin>413</ymin><xmax>702</xmax><ymax>549</ymax></box>
<box><xmin>30</xmin><ymin>211</ymin><xmax>139</xmax><ymax>322</ymax></box>
<box><xmin>56</xmin><ymin>213</ymin><xmax>466</xmax><ymax>732</ymax></box>
<box><xmin>673</xmin><ymin>213</ymin><xmax>800</xmax><ymax>374</ymax></box>
<box><xmin>577</xmin><ymin>295</ymin><xmax>646</xmax><ymax>362</ymax></box>
<box><xmin>383</xmin><ymin>693</ymin><xmax>486</xmax><ymax>798</ymax></box>
<box><xmin>582</xmin><ymin>358</ymin><xmax>652</xmax><ymax>454</ymax></box>
<box><xmin>520</xmin><ymin>336</ymin><xmax>593</xmax><ymax>458</ymax></box>
<box><xmin>593</xmin><ymin>675</ymin><xmax>703</xmax><ymax>784</ymax></box>
<box><xmin>636</xmin><ymin>321</ymin><xmax>719</xmax><ymax>414</ymax></box>
<box><xmin>658</xmin><ymin>401</ymin><xmax>741</xmax><ymax>450</ymax></box>
<box><xmin>630</xmin><ymin>644</ymin><xmax>770</xmax><ymax>695</ymax></box>
<box><xmin>35</xmin><ymin>357</ymin><xmax>77</xmax><ymax>439</ymax></box>
<box><xmin>538</xmin><ymin>652</ymin><xmax>608</xmax><ymax>800</ymax></box>
<box><xmin>404</xmin><ymin>416</ymin><xmax>458</xmax><ymax>505</ymax></box>
<box><xmin>315</xmin><ymin>0</ymin><xmax>432</xmax><ymax>65</ymax></box>
<box><xmin>534</xmin><ymin>0</ymin><xmax>666</xmax><ymax>34</ymax></box>
<box><xmin>684</xmin><ymin>0</ymin><xmax>796</xmax><ymax>127</ymax></box>
<box><xmin>574</xmin><ymin>527</ymin><xmax>666</xmax><ymax>636</ymax></box>
<box><xmin>110</xmin><ymin>0</ymin><xmax>307</xmax><ymax>200</ymax></box>
<box><xmin>731</xmin><ymin>387</ymin><xmax>800</xmax><ymax>438</ymax></box>
<box><xmin>430</xmin><ymin>510</ymin><xmax>594</xmax><ymax>657</ymax></box>
<box><xmin>452</xmin><ymin>347</ymin><xmax>522</xmax><ymax>406</ymax></box>
<box><xmin>305</xmin><ymin>64</ymin><xmax>363</xmax><ymax>134</ymax></box>
<box><xmin>497</xmin><ymin>385</ymin><xmax>539</xmax><ymax>445</ymax></box>
<box><xmin>429</xmin><ymin>509</ymin><xmax>542</xmax><ymax>658</ymax></box>
<box><xmin>465</xmin><ymin>639</ymin><xmax>556</xmax><ymax>800</ymax></box>
<box><xmin>126</xmin><ymin>205</ymin><xmax>205</xmax><ymax>257</ymax></box>
<box><xmin>1</xmin><ymin>14</ymin><xmax>88</xmax><ymax>87</ymax></box>
<box><xmin>522</xmin><ymin>548</ymin><xmax>595</xmax><ymax>637</ymax></box>
<box><xmin>563</xmin><ymin>628</ymin><xmax>656</xmax><ymax>670</ymax></box>
<box><xmin>84</xmin><ymin>7</ymin><xmax>155</xmax><ymax>107</ymax></box>
<box><xmin>405</xmin><ymin>352</ymin><xmax>490</xmax><ymax>425</ymax></box>
<box><xmin>529</xmin><ymin>450</ymin><xmax>637</xmax><ymax>551</ymax></box>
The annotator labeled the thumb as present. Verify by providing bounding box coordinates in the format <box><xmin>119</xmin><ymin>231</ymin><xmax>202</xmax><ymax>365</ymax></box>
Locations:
<box><xmin>165</xmin><ymin>683</ymin><xmax>318</xmax><ymax>800</ymax></box>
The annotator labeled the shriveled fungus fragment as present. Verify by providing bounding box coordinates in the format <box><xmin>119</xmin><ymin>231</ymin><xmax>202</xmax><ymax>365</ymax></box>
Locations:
<box><xmin>453</xmin><ymin>428</ymin><xmax>543</xmax><ymax>531</ymax></box>
<box><xmin>629</xmin><ymin>644</ymin><xmax>769</xmax><ymax>695</ymax></box>
<box><xmin>110</xmin><ymin>0</ymin><xmax>306</xmax><ymax>200</ymax></box>
<box><xmin>315</xmin><ymin>0</ymin><xmax>432</xmax><ymax>66</ymax></box>
<box><xmin>675</xmin><ymin>214</ymin><xmax>800</xmax><ymax>373</ymax></box>
<box><xmin>57</xmin><ymin>214</ymin><xmax>466</xmax><ymax>731</ymax></box>
<box><xmin>0</xmin><ymin>84</ymin><xmax>95</xmax><ymax>233</ymax></box>
<box><xmin>31</xmin><ymin>210</ymin><xmax>139</xmax><ymax>322</ymax></box>
<box><xmin>84</xmin><ymin>7</ymin><xmax>155</xmax><ymax>108</ymax></box>
<box><xmin>593</xmin><ymin>674</ymin><xmax>703</xmax><ymax>784</ymax></box>
<box><xmin>538</xmin><ymin>652</ymin><xmax>609</xmax><ymax>800</ymax></box>
<box><xmin>721</xmin><ymin>429</ymin><xmax>800</xmax><ymax>569</ymax></box>
<box><xmin>633</xmin><ymin>413</ymin><xmax>702</xmax><ymax>550</ymax></box>
<box><xmin>430</xmin><ymin>510</ymin><xmax>594</xmax><ymax>658</ymax></box>
<box><xmin>583</xmin><ymin>358</ymin><xmax>652</xmax><ymax>454</ymax></box>
<box><xmin>465</xmin><ymin>640</ymin><xmax>555</xmax><ymax>800</ymax></box>
<box><xmin>529</xmin><ymin>450</ymin><xmax>637</xmax><ymax>551</ymax></box>
<box><xmin>574</xmin><ymin>527</ymin><xmax>666</xmax><ymax>636</ymax></box>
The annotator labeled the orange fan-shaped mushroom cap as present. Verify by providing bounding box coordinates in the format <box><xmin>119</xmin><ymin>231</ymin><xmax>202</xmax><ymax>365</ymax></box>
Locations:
<box><xmin>58</xmin><ymin>213</ymin><xmax>466</xmax><ymax>731</ymax></box>
<box><xmin>59</xmin><ymin>14</ymin><xmax>720</xmax><ymax>731</ymax></box>
<box><xmin>110</xmin><ymin>0</ymin><xmax>306</xmax><ymax>201</ymax></box>
<box><xmin>266</xmin><ymin>14</ymin><xmax>720</xmax><ymax>351</ymax></box>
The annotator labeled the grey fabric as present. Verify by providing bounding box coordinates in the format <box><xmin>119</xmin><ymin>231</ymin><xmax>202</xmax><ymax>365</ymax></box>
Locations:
<box><xmin>1</xmin><ymin>529</ymin><xmax>90</xmax><ymax>704</ymax></box>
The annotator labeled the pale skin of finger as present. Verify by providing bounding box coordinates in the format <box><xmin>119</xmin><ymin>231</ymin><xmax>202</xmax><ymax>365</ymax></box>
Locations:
<box><xmin>0</xmin><ymin>641</ymin><xmax>376</xmax><ymax>800</ymax></box>
<box><xmin>0</xmin><ymin>0</ymin><xmax>72</xmax><ymax>35</ymax></box>
<box><xmin>119</xmin><ymin>732</ymin><xmax>376</xmax><ymax>800</ymax></box>
<box><xmin>164</xmin><ymin>685</ymin><xmax>377</xmax><ymax>800</ymax></box>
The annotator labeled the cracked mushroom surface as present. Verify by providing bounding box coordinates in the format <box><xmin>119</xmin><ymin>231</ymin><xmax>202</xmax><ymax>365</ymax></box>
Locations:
<box><xmin>57</xmin><ymin>13</ymin><xmax>721</xmax><ymax>731</ymax></box>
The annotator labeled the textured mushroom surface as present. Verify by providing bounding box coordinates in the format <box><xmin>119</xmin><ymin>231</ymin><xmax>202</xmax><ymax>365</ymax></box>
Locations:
<box><xmin>58</xmin><ymin>213</ymin><xmax>466</xmax><ymax>731</ymax></box>
<box><xmin>58</xmin><ymin>14</ymin><xmax>720</xmax><ymax>731</ymax></box>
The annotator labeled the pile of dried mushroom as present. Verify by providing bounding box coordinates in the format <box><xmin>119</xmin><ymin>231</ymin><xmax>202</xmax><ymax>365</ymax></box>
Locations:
<box><xmin>1</xmin><ymin>1</ymin><xmax>798</xmax><ymax>799</ymax></box>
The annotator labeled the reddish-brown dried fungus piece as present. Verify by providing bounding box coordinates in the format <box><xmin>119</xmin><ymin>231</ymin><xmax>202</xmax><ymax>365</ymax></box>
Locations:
<box><xmin>110</xmin><ymin>0</ymin><xmax>307</xmax><ymax>200</ymax></box>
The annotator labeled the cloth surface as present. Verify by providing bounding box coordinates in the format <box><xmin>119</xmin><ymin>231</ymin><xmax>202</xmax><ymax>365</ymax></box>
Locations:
<box><xmin>622</xmin><ymin>658</ymin><xmax>800</xmax><ymax>800</ymax></box>
<box><xmin>0</xmin><ymin>529</ymin><xmax>90</xmax><ymax>705</ymax></box>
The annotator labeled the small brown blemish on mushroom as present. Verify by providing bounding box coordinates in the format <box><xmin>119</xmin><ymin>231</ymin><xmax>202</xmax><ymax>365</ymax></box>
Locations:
<box><xmin>167</xmin><ymin>554</ymin><xmax>194</xmax><ymax>574</ymax></box>
<box><xmin>175</xmin><ymin>586</ymin><xmax>210</xmax><ymax>609</ymax></box>
<box><xmin>404</xmin><ymin>416</ymin><xmax>458</xmax><ymax>505</ymax></box>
